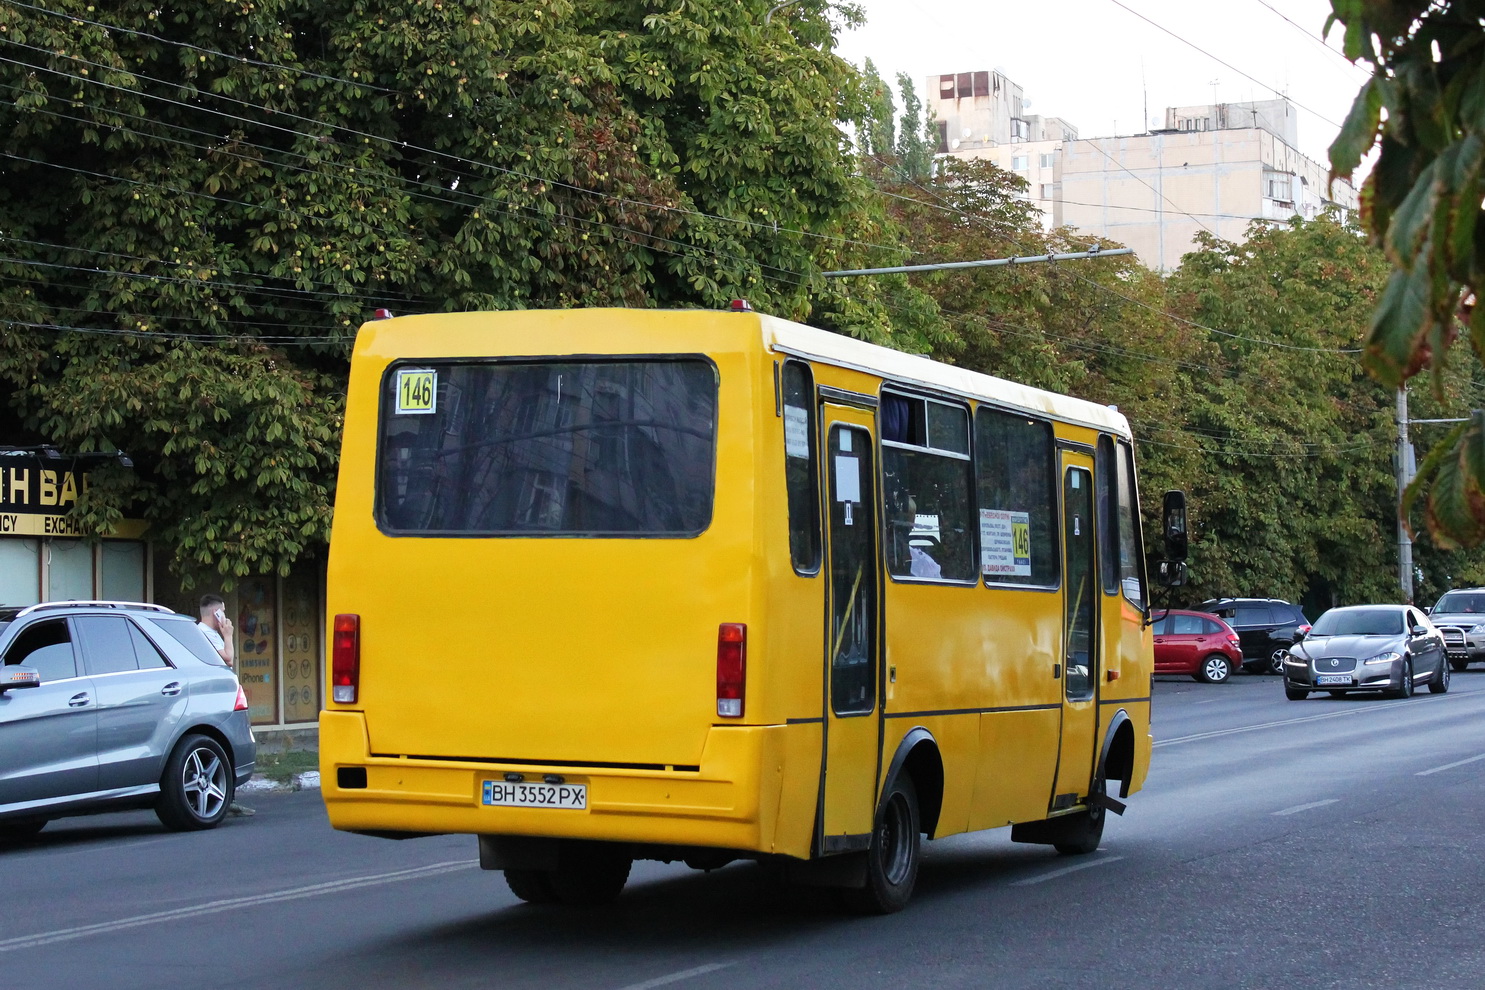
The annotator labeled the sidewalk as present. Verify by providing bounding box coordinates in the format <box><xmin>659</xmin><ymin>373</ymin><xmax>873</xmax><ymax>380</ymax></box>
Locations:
<box><xmin>239</xmin><ymin>750</ymin><xmax>321</xmax><ymax>792</ymax></box>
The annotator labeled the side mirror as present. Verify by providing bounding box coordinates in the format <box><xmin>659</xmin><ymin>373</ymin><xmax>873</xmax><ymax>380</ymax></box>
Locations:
<box><xmin>1156</xmin><ymin>560</ymin><xmax>1187</xmax><ymax>588</ymax></box>
<box><xmin>1162</xmin><ymin>490</ymin><xmax>1188</xmax><ymax>562</ymax></box>
<box><xmin>0</xmin><ymin>665</ymin><xmax>41</xmax><ymax>693</ymax></box>
<box><xmin>1423</xmin><ymin>606</ymin><xmax>1432</xmax><ymax>615</ymax></box>
<box><xmin>1293</xmin><ymin>629</ymin><xmax>1307</xmax><ymax>643</ymax></box>
<box><xmin>1412</xmin><ymin>624</ymin><xmax>1428</xmax><ymax>637</ymax></box>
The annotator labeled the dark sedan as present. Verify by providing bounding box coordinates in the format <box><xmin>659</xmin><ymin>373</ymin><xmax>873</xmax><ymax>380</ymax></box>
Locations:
<box><xmin>1282</xmin><ymin>604</ymin><xmax>1448</xmax><ymax>701</ymax></box>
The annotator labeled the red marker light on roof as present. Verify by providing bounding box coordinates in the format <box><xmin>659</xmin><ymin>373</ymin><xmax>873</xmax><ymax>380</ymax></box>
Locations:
<box><xmin>729</xmin><ymin>299</ymin><xmax>753</xmax><ymax>312</ymax></box>
<box><xmin>373</xmin><ymin>308</ymin><xmax>394</xmax><ymax>320</ymax></box>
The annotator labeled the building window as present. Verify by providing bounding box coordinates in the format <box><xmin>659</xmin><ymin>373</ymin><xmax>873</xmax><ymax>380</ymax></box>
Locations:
<box><xmin>936</xmin><ymin>120</ymin><xmax>949</xmax><ymax>154</ymax></box>
<box><xmin>1011</xmin><ymin>118</ymin><xmax>1028</xmax><ymax>140</ymax></box>
<box><xmin>940</xmin><ymin>75</ymin><xmax>956</xmax><ymax>100</ymax></box>
<box><xmin>1040</xmin><ymin>183</ymin><xmax>1055</xmax><ymax>199</ymax></box>
<box><xmin>972</xmin><ymin>71</ymin><xmax>990</xmax><ymax>97</ymax></box>
<box><xmin>957</xmin><ymin>72</ymin><xmax>973</xmax><ymax>98</ymax></box>
<box><xmin>1012</xmin><ymin>155</ymin><xmax>1028</xmax><ymax>170</ymax></box>
<box><xmin>1039</xmin><ymin>153</ymin><xmax>1055</xmax><ymax>168</ymax></box>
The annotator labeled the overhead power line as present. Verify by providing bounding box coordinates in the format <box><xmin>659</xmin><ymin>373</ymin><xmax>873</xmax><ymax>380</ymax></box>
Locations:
<box><xmin>1106</xmin><ymin>0</ymin><xmax>1343</xmax><ymax>129</ymax></box>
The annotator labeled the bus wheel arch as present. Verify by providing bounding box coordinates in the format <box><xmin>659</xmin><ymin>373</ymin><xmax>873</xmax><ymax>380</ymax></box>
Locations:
<box><xmin>1099</xmin><ymin>710</ymin><xmax>1136</xmax><ymax>800</ymax></box>
<box><xmin>883</xmin><ymin>728</ymin><xmax>944</xmax><ymax>838</ymax></box>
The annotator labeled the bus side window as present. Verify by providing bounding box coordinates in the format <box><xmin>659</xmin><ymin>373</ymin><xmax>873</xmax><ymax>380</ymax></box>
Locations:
<box><xmin>974</xmin><ymin>408</ymin><xmax>1060</xmax><ymax>588</ymax></box>
<box><xmin>1116</xmin><ymin>441</ymin><xmax>1147</xmax><ymax>609</ymax></box>
<box><xmin>1096</xmin><ymin>435</ymin><xmax>1118</xmax><ymax>595</ymax></box>
<box><xmin>781</xmin><ymin>361</ymin><xmax>821</xmax><ymax>574</ymax></box>
<box><xmin>880</xmin><ymin>391</ymin><xmax>975</xmax><ymax>582</ymax></box>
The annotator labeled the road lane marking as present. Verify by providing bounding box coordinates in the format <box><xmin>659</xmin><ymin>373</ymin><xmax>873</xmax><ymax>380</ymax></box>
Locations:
<box><xmin>615</xmin><ymin>963</ymin><xmax>735</xmax><ymax>990</ymax></box>
<box><xmin>1272</xmin><ymin>798</ymin><xmax>1339</xmax><ymax>816</ymax></box>
<box><xmin>1154</xmin><ymin>695</ymin><xmax>1453</xmax><ymax>748</ymax></box>
<box><xmin>1011</xmin><ymin>855</ymin><xmax>1124</xmax><ymax>886</ymax></box>
<box><xmin>1416</xmin><ymin>752</ymin><xmax>1485</xmax><ymax>776</ymax></box>
<box><xmin>0</xmin><ymin>860</ymin><xmax>475</xmax><ymax>953</ymax></box>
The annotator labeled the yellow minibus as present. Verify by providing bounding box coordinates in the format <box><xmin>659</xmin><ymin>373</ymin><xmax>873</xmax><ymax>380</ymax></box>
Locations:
<box><xmin>320</xmin><ymin>304</ymin><xmax>1179</xmax><ymax>913</ymax></box>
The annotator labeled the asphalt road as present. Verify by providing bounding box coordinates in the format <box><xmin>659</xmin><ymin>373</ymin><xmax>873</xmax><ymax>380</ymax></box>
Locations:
<box><xmin>7</xmin><ymin>670</ymin><xmax>1485</xmax><ymax>990</ymax></box>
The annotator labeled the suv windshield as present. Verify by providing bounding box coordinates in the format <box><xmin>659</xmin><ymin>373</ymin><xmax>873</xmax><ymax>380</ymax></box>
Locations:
<box><xmin>377</xmin><ymin>359</ymin><xmax>718</xmax><ymax>536</ymax></box>
<box><xmin>1433</xmin><ymin>592</ymin><xmax>1485</xmax><ymax>614</ymax></box>
<box><xmin>1310</xmin><ymin>609</ymin><xmax>1404</xmax><ymax>637</ymax></box>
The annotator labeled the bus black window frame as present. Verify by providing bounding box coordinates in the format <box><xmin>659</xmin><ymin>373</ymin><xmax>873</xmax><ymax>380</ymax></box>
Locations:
<box><xmin>780</xmin><ymin>359</ymin><xmax>822</xmax><ymax>576</ymax></box>
<box><xmin>372</xmin><ymin>355</ymin><xmax>721</xmax><ymax>539</ymax></box>
<box><xmin>878</xmin><ymin>388</ymin><xmax>977</xmax><ymax>586</ymax></box>
<box><xmin>973</xmin><ymin>406</ymin><xmax>1062</xmax><ymax>592</ymax></box>
<box><xmin>1117</xmin><ymin>440</ymin><xmax>1149</xmax><ymax>610</ymax></box>
<box><xmin>1096</xmin><ymin>435</ymin><xmax>1119</xmax><ymax>596</ymax></box>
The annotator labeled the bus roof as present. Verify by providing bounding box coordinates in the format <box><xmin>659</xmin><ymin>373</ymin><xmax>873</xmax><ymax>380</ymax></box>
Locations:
<box><xmin>354</xmin><ymin>307</ymin><xmax>1132</xmax><ymax>439</ymax></box>
<box><xmin>762</xmin><ymin>314</ymin><xmax>1132</xmax><ymax>438</ymax></box>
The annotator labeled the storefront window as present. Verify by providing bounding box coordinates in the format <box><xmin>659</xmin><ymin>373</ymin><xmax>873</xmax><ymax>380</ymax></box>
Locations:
<box><xmin>280</xmin><ymin>569</ymin><xmax>322</xmax><ymax>722</ymax></box>
<box><xmin>101</xmin><ymin>541</ymin><xmax>146</xmax><ymax>601</ymax></box>
<box><xmin>47</xmin><ymin>539</ymin><xmax>94</xmax><ymax>600</ymax></box>
<box><xmin>0</xmin><ymin>539</ymin><xmax>40</xmax><ymax>605</ymax></box>
<box><xmin>234</xmin><ymin>577</ymin><xmax>280</xmax><ymax>725</ymax></box>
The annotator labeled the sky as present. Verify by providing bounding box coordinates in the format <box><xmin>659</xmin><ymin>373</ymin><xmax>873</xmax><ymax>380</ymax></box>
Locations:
<box><xmin>832</xmin><ymin>0</ymin><xmax>1371</xmax><ymax>171</ymax></box>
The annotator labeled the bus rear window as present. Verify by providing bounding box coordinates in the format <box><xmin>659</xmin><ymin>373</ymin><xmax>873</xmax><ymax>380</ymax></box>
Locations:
<box><xmin>377</xmin><ymin>359</ymin><xmax>718</xmax><ymax>536</ymax></box>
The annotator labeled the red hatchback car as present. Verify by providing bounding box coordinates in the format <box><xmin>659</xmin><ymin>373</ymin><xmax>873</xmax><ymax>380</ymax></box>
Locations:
<box><xmin>1153</xmin><ymin>610</ymin><xmax>1244</xmax><ymax>683</ymax></box>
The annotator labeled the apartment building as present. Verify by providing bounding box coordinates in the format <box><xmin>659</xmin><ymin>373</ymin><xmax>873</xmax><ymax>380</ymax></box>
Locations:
<box><xmin>928</xmin><ymin>70</ymin><xmax>1077</xmax><ymax>230</ymax></box>
<box><xmin>930</xmin><ymin>72</ymin><xmax>1359</xmax><ymax>268</ymax></box>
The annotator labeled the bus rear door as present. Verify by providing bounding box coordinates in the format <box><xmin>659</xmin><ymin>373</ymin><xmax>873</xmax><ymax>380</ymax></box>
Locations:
<box><xmin>818</xmin><ymin>408</ymin><xmax>881</xmax><ymax>853</ymax></box>
<box><xmin>1053</xmin><ymin>452</ymin><xmax>1099</xmax><ymax>808</ymax></box>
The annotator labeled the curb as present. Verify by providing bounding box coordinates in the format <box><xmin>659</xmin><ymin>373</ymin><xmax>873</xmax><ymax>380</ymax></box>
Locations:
<box><xmin>240</xmin><ymin>770</ymin><xmax>321</xmax><ymax>793</ymax></box>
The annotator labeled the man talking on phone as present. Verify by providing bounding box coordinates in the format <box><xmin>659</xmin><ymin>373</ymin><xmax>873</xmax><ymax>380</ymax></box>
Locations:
<box><xmin>197</xmin><ymin>594</ymin><xmax>235</xmax><ymax>668</ymax></box>
<box><xmin>197</xmin><ymin>594</ymin><xmax>254</xmax><ymax>817</ymax></box>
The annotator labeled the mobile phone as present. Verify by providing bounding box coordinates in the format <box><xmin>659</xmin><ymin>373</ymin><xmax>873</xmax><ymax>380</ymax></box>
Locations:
<box><xmin>215</xmin><ymin>609</ymin><xmax>227</xmax><ymax>624</ymax></box>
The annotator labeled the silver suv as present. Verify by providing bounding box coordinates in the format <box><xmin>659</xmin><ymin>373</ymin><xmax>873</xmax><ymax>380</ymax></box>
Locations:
<box><xmin>0</xmin><ymin>601</ymin><xmax>256</xmax><ymax>838</ymax></box>
<box><xmin>1427</xmin><ymin>588</ymin><xmax>1485</xmax><ymax>671</ymax></box>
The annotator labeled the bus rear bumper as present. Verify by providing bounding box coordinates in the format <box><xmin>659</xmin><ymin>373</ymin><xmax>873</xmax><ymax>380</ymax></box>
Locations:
<box><xmin>318</xmin><ymin>711</ymin><xmax>814</xmax><ymax>857</ymax></box>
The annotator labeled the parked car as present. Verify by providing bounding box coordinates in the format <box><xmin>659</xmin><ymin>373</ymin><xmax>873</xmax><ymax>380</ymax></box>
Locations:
<box><xmin>1281</xmin><ymin>604</ymin><xmax>1447</xmax><ymax>700</ymax></box>
<box><xmin>1424</xmin><ymin>587</ymin><xmax>1485</xmax><ymax>671</ymax></box>
<box><xmin>1199</xmin><ymin>598</ymin><xmax>1312</xmax><ymax>675</ymax></box>
<box><xmin>1153</xmin><ymin>610</ymin><xmax>1243</xmax><ymax>683</ymax></box>
<box><xmin>0</xmin><ymin>601</ymin><xmax>255</xmax><ymax>838</ymax></box>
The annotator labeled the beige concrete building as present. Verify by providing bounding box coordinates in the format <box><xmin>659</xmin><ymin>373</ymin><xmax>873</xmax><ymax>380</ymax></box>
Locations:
<box><xmin>1060</xmin><ymin>102</ymin><xmax>1357</xmax><ymax>270</ymax></box>
<box><xmin>928</xmin><ymin>71</ymin><xmax>1359</xmax><ymax>268</ymax></box>
<box><xmin>928</xmin><ymin>70</ymin><xmax>1077</xmax><ymax>230</ymax></box>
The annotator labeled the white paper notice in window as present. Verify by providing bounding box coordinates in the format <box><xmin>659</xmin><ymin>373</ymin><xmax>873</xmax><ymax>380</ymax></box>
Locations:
<box><xmin>834</xmin><ymin>455</ymin><xmax>861</xmax><ymax>503</ymax></box>
<box><xmin>981</xmin><ymin>509</ymin><xmax>1032</xmax><ymax>576</ymax></box>
<box><xmin>784</xmin><ymin>405</ymin><xmax>810</xmax><ymax>459</ymax></box>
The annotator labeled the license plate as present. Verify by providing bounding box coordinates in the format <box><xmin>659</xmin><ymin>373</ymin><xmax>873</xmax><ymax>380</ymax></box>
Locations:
<box><xmin>482</xmin><ymin>780</ymin><xmax>587</xmax><ymax>809</ymax></box>
<box><xmin>1316</xmin><ymin>674</ymin><xmax>1352</xmax><ymax>686</ymax></box>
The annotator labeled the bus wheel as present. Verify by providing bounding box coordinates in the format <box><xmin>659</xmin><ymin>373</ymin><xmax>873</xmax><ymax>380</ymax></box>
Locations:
<box><xmin>1053</xmin><ymin>778</ymin><xmax>1107</xmax><ymax>856</ymax></box>
<box><xmin>504</xmin><ymin>869</ymin><xmax>557</xmax><ymax>905</ymax></box>
<box><xmin>841</xmin><ymin>775</ymin><xmax>921</xmax><ymax>915</ymax></box>
<box><xmin>548</xmin><ymin>842</ymin><xmax>632</xmax><ymax>906</ymax></box>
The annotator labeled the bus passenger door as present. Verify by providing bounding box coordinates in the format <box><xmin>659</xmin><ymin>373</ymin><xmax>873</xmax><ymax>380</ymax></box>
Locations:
<box><xmin>1052</xmin><ymin>453</ymin><xmax>1099</xmax><ymax>809</ymax></box>
<box><xmin>818</xmin><ymin>411</ymin><xmax>881</xmax><ymax>853</ymax></box>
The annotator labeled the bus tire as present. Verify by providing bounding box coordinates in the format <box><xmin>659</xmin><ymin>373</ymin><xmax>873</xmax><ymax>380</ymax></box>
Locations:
<box><xmin>840</xmin><ymin>775</ymin><xmax>921</xmax><ymax>915</ymax></box>
<box><xmin>548</xmin><ymin>842</ymin><xmax>632</xmax><ymax>906</ymax></box>
<box><xmin>1053</xmin><ymin>777</ymin><xmax>1107</xmax><ymax>856</ymax></box>
<box><xmin>504</xmin><ymin>869</ymin><xmax>558</xmax><ymax>905</ymax></box>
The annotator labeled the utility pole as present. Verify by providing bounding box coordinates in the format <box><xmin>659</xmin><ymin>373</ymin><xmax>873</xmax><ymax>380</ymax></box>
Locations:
<box><xmin>1396</xmin><ymin>388</ymin><xmax>1414</xmax><ymax>603</ymax></box>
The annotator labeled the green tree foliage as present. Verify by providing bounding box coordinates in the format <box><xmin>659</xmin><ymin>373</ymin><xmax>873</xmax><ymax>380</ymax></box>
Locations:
<box><xmin>894</xmin><ymin>72</ymin><xmax>933</xmax><ymax>182</ymax></box>
<box><xmin>855</xmin><ymin>58</ymin><xmax>894</xmax><ymax>159</ymax></box>
<box><xmin>0</xmin><ymin>0</ymin><xmax>899</xmax><ymax>585</ymax></box>
<box><xmin>1328</xmin><ymin>0</ymin><xmax>1485</xmax><ymax>549</ymax></box>
<box><xmin>865</xmin><ymin>136</ymin><xmax>1485</xmax><ymax>607</ymax></box>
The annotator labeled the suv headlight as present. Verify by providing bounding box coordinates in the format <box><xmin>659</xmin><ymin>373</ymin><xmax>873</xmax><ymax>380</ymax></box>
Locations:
<box><xmin>1362</xmin><ymin>651</ymin><xmax>1402</xmax><ymax>666</ymax></box>
<box><xmin>1469</xmin><ymin>625</ymin><xmax>1485</xmax><ymax>634</ymax></box>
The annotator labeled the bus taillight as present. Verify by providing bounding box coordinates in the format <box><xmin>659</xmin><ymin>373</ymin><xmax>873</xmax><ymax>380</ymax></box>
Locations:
<box><xmin>716</xmin><ymin>623</ymin><xmax>747</xmax><ymax>718</ymax></box>
<box><xmin>332</xmin><ymin>614</ymin><xmax>361</xmax><ymax>704</ymax></box>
